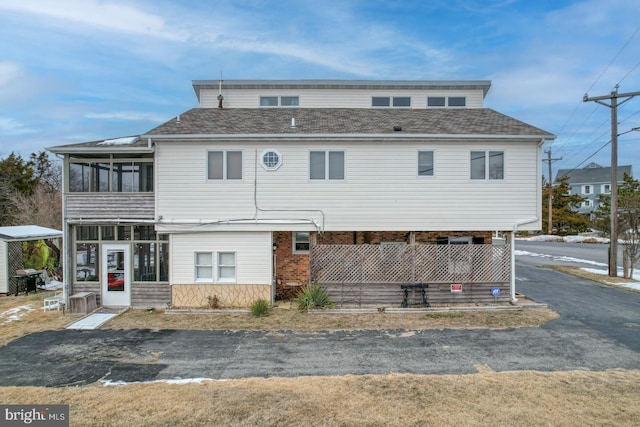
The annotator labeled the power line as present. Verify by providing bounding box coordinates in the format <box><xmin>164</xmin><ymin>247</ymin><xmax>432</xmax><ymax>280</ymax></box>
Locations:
<box><xmin>586</xmin><ymin>23</ymin><xmax>640</xmax><ymax>94</ymax></box>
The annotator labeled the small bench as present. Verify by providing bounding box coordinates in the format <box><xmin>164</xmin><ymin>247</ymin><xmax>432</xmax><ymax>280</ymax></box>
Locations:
<box><xmin>401</xmin><ymin>283</ymin><xmax>429</xmax><ymax>308</ymax></box>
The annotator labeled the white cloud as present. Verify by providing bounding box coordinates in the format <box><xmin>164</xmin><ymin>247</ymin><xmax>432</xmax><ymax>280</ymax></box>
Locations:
<box><xmin>0</xmin><ymin>61</ymin><xmax>21</xmax><ymax>87</ymax></box>
<box><xmin>0</xmin><ymin>117</ymin><xmax>36</xmax><ymax>135</ymax></box>
<box><xmin>0</xmin><ymin>0</ymin><xmax>188</xmax><ymax>41</ymax></box>
<box><xmin>85</xmin><ymin>111</ymin><xmax>168</xmax><ymax>122</ymax></box>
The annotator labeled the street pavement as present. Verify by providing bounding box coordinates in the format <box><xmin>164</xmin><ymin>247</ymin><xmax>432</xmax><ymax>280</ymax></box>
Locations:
<box><xmin>0</xmin><ymin>260</ymin><xmax>638</xmax><ymax>387</ymax></box>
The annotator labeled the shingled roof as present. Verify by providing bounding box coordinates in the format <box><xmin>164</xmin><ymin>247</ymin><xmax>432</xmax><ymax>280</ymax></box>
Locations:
<box><xmin>145</xmin><ymin>107</ymin><xmax>554</xmax><ymax>138</ymax></box>
<box><xmin>556</xmin><ymin>165</ymin><xmax>633</xmax><ymax>183</ymax></box>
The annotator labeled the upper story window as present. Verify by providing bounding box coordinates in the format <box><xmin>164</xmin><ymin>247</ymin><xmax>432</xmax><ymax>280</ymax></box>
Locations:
<box><xmin>261</xmin><ymin>149</ymin><xmax>282</xmax><ymax>171</ymax></box>
<box><xmin>447</xmin><ymin>97</ymin><xmax>466</xmax><ymax>107</ymax></box>
<box><xmin>208</xmin><ymin>150</ymin><xmax>242</xmax><ymax>180</ymax></box>
<box><xmin>471</xmin><ymin>151</ymin><xmax>504</xmax><ymax>180</ymax></box>
<box><xmin>372</xmin><ymin>97</ymin><xmax>411</xmax><ymax>108</ymax></box>
<box><xmin>260</xmin><ymin>96</ymin><xmax>299</xmax><ymax>107</ymax></box>
<box><xmin>418</xmin><ymin>151</ymin><xmax>434</xmax><ymax>177</ymax></box>
<box><xmin>582</xmin><ymin>185</ymin><xmax>592</xmax><ymax>195</ymax></box>
<box><xmin>427</xmin><ymin>96</ymin><xmax>466</xmax><ymax>107</ymax></box>
<box><xmin>427</xmin><ymin>97</ymin><xmax>446</xmax><ymax>107</ymax></box>
<box><xmin>310</xmin><ymin>150</ymin><xmax>345</xmax><ymax>180</ymax></box>
<box><xmin>583</xmin><ymin>199</ymin><xmax>594</xmax><ymax>208</ymax></box>
<box><xmin>602</xmin><ymin>184</ymin><xmax>611</xmax><ymax>194</ymax></box>
<box><xmin>69</xmin><ymin>160</ymin><xmax>153</xmax><ymax>193</ymax></box>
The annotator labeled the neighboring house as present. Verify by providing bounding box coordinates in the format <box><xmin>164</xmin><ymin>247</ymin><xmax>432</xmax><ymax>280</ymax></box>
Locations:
<box><xmin>556</xmin><ymin>162</ymin><xmax>633</xmax><ymax>218</ymax></box>
<box><xmin>48</xmin><ymin>79</ymin><xmax>554</xmax><ymax>309</ymax></box>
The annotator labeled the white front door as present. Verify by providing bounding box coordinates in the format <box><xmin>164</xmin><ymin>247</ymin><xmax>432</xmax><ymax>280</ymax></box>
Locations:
<box><xmin>102</xmin><ymin>244</ymin><xmax>131</xmax><ymax>307</ymax></box>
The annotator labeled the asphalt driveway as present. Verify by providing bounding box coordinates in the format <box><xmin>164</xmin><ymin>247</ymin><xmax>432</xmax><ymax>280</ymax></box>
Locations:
<box><xmin>0</xmin><ymin>265</ymin><xmax>638</xmax><ymax>387</ymax></box>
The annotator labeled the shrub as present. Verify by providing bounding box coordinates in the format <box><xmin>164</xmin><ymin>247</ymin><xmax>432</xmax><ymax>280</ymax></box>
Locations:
<box><xmin>250</xmin><ymin>299</ymin><xmax>271</xmax><ymax>317</ymax></box>
<box><xmin>207</xmin><ymin>295</ymin><xmax>220</xmax><ymax>309</ymax></box>
<box><xmin>295</xmin><ymin>284</ymin><xmax>334</xmax><ymax>311</ymax></box>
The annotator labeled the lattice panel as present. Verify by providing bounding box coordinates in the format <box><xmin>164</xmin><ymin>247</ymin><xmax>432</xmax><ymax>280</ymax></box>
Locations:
<box><xmin>311</xmin><ymin>243</ymin><xmax>510</xmax><ymax>284</ymax></box>
<box><xmin>171</xmin><ymin>284</ymin><xmax>271</xmax><ymax>308</ymax></box>
<box><xmin>7</xmin><ymin>241</ymin><xmax>25</xmax><ymax>294</ymax></box>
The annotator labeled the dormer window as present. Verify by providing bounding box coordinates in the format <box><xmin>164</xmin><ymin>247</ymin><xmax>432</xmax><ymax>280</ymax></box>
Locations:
<box><xmin>260</xmin><ymin>96</ymin><xmax>299</xmax><ymax>107</ymax></box>
<box><xmin>372</xmin><ymin>97</ymin><xmax>411</xmax><ymax>108</ymax></box>
<box><xmin>428</xmin><ymin>96</ymin><xmax>466</xmax><ymax>107</ymax></box>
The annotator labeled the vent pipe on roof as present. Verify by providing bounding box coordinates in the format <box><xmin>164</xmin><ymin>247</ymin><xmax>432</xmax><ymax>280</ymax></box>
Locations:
<box><xmin>291</xmin><ymin>118</ymin><xmax>296</xmax><ymax>129</ymax></box>
<box><xmin>176</xmin><ymin>115</ymin><xmax>180</xmax><ymax>123</ymax></box>
<box><xmin>393</xmin><ymin>125</ymin><xmax>402</xmax><ymax>132</ymax></box>
<box><xmin>218</xmin><ymin>75</ymin><xmax>224</xmax><ymax>109</ymax></box>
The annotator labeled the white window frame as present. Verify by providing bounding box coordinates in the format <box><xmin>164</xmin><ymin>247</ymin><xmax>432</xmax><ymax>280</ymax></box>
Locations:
<box><xmin>217</xmin><ymin>252</ymin><xmax>236</xmax><ymax>283</ymax></box>
<box><xmin>582</xmin><ymin>185</ymin><xmax>592</xmax><ymax>195</ymax></box>
<box><xmin>471</xmin><ymin>151</ymin><xmax>504</xmax><ymax>180</ymax></box>
<box><xmin>371</xmin><ymin>96</ymin><xmax>411</xmax><ymax>108</ymax></box>
<box><xmin>447</xmin><ymin>97</ymin><xmax>466</xmax><ymax>107</ymax></box>
<box><xmin>601</xmin><ymin>184</ymin><xmax>611</xmax><ymax>194</ymax></box>
<box><xmin>194</xmin><ymin>252</ymin><xmax>213</xmax><ymax>282</ymax></box>
<box><xmin>427</xmin><ymin>96</ymin><xmax>467</xmax><ymax>108</ymax></box>
<box><xmin>293</xmin><ymin>232</ymin><xmax>310</xmax><ymax>254</ymax></box>
<box><xmin>207</xmin><ymin>150</ymin><xmax>243</xmax><ymax>180</ymax></box>
<box><xmin>260</xmin><ymin>96</ymin><xmax>299</xmax><ymax>107</ymax></box>
<box><xmin>417</xmin><ymin>150</ymin><xmax>435</xmax><ymax>177</ymax></box>
<box><xmin>260</xmin><ymin>149</ymin><xmax>282</xmax><ymax>171</ymax></box>
<box><xmin>427</xmin><ymin>96</ymin><xmax>446</xmax><ymax>107</ymax></box>
<box><xmin>309</xmin><ymin>150</ymin><xmax>345</xmax><ymax>180</ymax></box>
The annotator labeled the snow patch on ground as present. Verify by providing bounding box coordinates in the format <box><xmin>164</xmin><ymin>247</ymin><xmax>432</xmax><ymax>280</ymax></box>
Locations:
<box><xmin>101</xmin><ymin>378</ymin><xmax>225</xmax><ymax>386</ymax></box>
<box><xmin>0</xmin><ymin>305</ymin><xmax>34</xmax><ymax>324</ymax></box>
<box><xmin>518</xmin><ymin>234</ymin><xmax>610</xmax><ymax>243</ymax></box>
<box><xmin>515</xmin><ymin>242</ymin><xmax>640</xmax><ymax>291</ymax></box>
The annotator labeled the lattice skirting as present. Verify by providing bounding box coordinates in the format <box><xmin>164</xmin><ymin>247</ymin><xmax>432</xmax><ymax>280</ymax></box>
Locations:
<box><xmin>171</xmin><ymin>284</ymin><xmax>271</xmax><ymax>308</ymax></box>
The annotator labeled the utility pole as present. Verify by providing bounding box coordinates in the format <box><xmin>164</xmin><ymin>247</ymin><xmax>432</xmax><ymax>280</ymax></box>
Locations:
<box><xmin>543</xmin><ymin>150</ymin><xmax>562</xmax><ymax>235</ymax></box>
<box><xmin>584</xmin><ymin>86</ymin><xmax>640</xmax><ymax>277</ymax></box>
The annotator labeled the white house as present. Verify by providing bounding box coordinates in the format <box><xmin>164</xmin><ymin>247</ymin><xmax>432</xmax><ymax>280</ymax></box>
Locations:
<box><xmin>49</xmin><ymin>80</ymin><xmax>554</xmax><ymax>309</ymax></box>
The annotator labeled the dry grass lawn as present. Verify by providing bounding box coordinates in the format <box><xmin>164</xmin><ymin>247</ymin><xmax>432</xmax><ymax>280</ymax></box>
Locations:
<box><xmin>1</xmin><ymin>291</ymin><xmax>639</xmax><ymax>426</ymax></box>
<box><xmin>550</xmin><ymin>265</ymin><xmax>640</xmax><ymax>291</ymax></box>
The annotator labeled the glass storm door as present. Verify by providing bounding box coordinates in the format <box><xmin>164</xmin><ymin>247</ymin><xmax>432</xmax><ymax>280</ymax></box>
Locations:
<box><xmin>102</xmin><ymin>244</ymin><xmax>131</xmax><ymax>306</ymax></box>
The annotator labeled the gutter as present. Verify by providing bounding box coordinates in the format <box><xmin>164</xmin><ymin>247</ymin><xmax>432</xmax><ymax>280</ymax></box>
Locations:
<box><xmin>510</xmin><ymin>217</ymin><xmax>539</xmax><ymax>302</ymax></box>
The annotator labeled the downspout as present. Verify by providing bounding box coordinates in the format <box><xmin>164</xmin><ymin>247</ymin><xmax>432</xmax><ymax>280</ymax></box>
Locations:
<box><xmin>511</xmin><ymin>217</ymin><xmax>539</xmax><ymax>302</ymax></box>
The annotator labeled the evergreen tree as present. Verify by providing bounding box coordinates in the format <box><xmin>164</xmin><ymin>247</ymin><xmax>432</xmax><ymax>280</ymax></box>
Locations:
<box><xmin>542</xmin><ymin>175</ymin><xmax>590</xmax><ymax>235</ymax></box>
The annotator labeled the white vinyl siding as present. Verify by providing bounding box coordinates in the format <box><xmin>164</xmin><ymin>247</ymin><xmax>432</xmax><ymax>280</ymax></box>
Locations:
<box><xmin>156</xmin><ymin>140</ymin><xmax>540</xmax><ymax>232</ymax></box>
<box><xmin>199</xmin><ymin>88</ymin><xmax>485</xmax><ymax>108</ymax></box>
<box><xmin>171</xmin><ymin>232</ymin><xmax>271</xmax><ymax>285</ymax></box>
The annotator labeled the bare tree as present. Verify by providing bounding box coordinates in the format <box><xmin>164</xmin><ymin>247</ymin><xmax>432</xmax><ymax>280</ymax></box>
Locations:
<box><xmin>618</xmin><ymin>175</ymin><xmax>640</xmax><ymax>278</ymax></box>
<box><xmin>9</xmin><ymin>184</ymin><xmax>62</xmax><ymax>230</ymax></box>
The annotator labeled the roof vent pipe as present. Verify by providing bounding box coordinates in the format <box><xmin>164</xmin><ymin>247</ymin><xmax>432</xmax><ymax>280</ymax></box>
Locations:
<box><xmin>291</xmin><ymin>118</ymin><xmax>296</xmax><ymax>129</ymax></box>
<box><xmin>176</xmin><ymin>115</ymin><xmax>180</xmax><ymax>123</ymax></box>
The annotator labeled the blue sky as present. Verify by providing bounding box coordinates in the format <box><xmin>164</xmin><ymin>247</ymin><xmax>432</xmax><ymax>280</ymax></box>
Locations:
<box><xmin>1</xmin><ymin>0</ymin><xmax>639</xmax><ymax>179</ymax></box>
